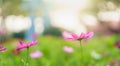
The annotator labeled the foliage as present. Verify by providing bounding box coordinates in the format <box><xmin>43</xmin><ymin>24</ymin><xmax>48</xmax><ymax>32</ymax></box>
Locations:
<box><xmin>1</xmin><ymin>34</ymin><xmax>120</xmax><ymax>66</ymax></box>
<box><xmin>12</xmin><ymin>31</ymin><xmax>25</xmax><ymax>39</ymax></box>
<box><xmin>43</xmin><ymin>27</ymin><xmax>61</xmax><ymax>36</ymax></box>
<box><xmin>1</xmin><ymin>0</ymin><xmax>26</xmax><ymax>16</ymax></box>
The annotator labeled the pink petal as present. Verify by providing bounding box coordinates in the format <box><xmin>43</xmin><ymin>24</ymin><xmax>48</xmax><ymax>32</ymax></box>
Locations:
<box><xmin>0</xmin><ymin>45</ymin><xmax>7</xmax><ymax>52</ymax></box>
<box><xmin>18</xmin><ymin>40</ymin><xmax>24</xmax><ymax>45</ymax></box>
<box><xmin>27</xmin><ymin>40</ymin><xmax>38</xmax><ymax>46</ymax></box>
<box><xmin>0</xmin><ymin>29</ymin><xmax>5</xmax><ymax>35</ymax></box>
<box><xmin>65</xmin><ymin>38</ymin><xmax>75</xmax><ymax>40</ymax></box>
<box><xmin>85</xmin><ymin>32</ymin><xmax>94</xmax><ymax>39</ymax></box>
<box><xmin>79</xmin><ymin>33</ymin><xmax>86</xmax><ymax>38</ymax></box>
<box><xmin>63</xmin><ymin>46</ymin><xmax>74</xmax><ymax>53</ymax></box>
<box><xmin>0</xmin><ymin>48</ymin><xmax>7</xmax><ymax>52</ymax></box>
<box><xmin>30</xmin><ymin>51</ymin><xmax>43</xmax><ymax>58</ymax></box>
<box><xmin>17</xmin><ymin>44</ymin><xmax>27</xmax><ymax>51</ymax></box>
<box><xmin>71</xmin><ymin>34</ymin><xmax>79</xmax><ymax>40</ymax></box>
<box><xmin>62</xmin><ymin>31</ymin><xmax>74</xmax><ymax>40</ymax></box>
<box><xmin>16</xmin><ymin>40</ymin><xmax>38</xmax><ymax>51</ymax></box>
<box><xmin>17</xmin><ymin>40</ymin><xmax>28</xmax><ymax>51</ymax></box>
<box><xmin>0</xmin><ymin>45</ymin><xmax>3</xmax><ymax>48</ymax></box>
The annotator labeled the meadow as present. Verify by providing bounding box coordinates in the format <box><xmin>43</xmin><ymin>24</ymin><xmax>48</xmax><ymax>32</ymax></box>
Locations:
<box><xmin>0</xmin><ymin>34</ymin><xmax>120</xmax><ymax>66</ymax></box>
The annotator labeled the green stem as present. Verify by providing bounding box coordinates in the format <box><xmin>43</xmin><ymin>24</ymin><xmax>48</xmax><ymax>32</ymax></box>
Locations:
<box><xmin>80</xmin><ymin>41</ymin><xmax>84</xmax><ymax>66</ymax></box>
<box><xmin>26</xmin><ymin>47</ymin><xmax>29</xmax><ymax>66</ymax></box>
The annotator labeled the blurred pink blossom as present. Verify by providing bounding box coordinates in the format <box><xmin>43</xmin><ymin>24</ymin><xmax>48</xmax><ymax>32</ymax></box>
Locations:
<box><xmin>31</xmin><ymin>33</ymin><xmax>38</xmax><ymax>40</ymax></box>
<box><xmin>114</xmin><ymin>41</ymin><xmax>120</xmax><ymax>49</ymax></box>
<box><xmin>0</xmin><ymin>45</ymin><xmax>7</xmax><ymax>52</ymax></box>
<box><xmin>16</xmin><ymin>40</ymin><xmax>38</xmax><ymax>51</ymax></box>
<box><xmin>62</xmin><ymin>31</ymin><xmax>94</xmax><ymax>41</ymax></box>
<box><xmin>30</xmin><ymin>51</ymin><xmax>43</xmax><ymax>58</ymax></box>
<box><xmin>0</xmin><ymin>29</ymin><xmax>5</xmax><ymax>35</ymax></box>
<box><xmin>63</xmin><ymin>46</ymin><xmax>74</xmax><ymax>53</ymax></box>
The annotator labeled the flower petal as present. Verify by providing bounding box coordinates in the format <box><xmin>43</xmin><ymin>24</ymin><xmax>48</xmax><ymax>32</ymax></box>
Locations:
<box><xmin>27</xmin><ymin>40</ymin><xmax>38</xmax><ymax>46</ymax></box>
<box><xmin>71</xmin><ymin>34</ymin><xmax>79</xmax><ymax>40</ymax></box>
<box><xmin>30</xmin><ymin>51</ymin><xmax>43</xmax><ymax>58</ymax></box>
<box><xmin>0</xmin><ymin>45</ymin><xmax>3</xmax><ymax>48</ymax></box>
<box><xmin>17</xmin><ymin>44</ymin><xmax>27</xmax><ymax>51</ymax></box>
<box><xmin>62</xmin><ymin>31</ymin><xmax>74</xmax><ymax>40</ymax></box>
<box><xmin>19</xmin><ymin>40</ymin><xmax>24</xmax><ymax>45</ymax></box>
<box><xmin>85</xmin><ymin>32</ymin><xmax>94</xmax><ymax>39</ymax></box>
<box><xmin>0</xmin><ymin>29</ymin><xmax>5</xmax><ymax>35</ymax></box>
<box><xmin>63</xmin><ymin>46</ymin><xmax>74</xmax><ymax>53</ymax></box>
<box><xmin>17</xmin><ymin>40</ymin><xmax>28</xmax><ymax>51</ymax></box>
<box><xmin>0</xmin><ymin>48</ymin><xmax>7</xmax><ymax>52</ymax></box>
<box><xmin>79</xmin><ymin>32</ymin><xmax>86</xmax><ymax>38</ymax></box>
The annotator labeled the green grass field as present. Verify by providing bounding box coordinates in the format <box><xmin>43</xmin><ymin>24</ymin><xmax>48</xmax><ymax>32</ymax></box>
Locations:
<box><xmin>0</xmin><ymin>34</ymin><xmax>120</xmax><ymax>66</ymax></box>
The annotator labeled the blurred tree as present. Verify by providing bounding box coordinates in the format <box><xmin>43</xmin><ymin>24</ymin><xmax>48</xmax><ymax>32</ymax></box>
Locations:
<box><xmin>1</xmin><ymin>0</ymin><xmax>26</xmax><ymax>16</ymax></box>
<box><xmin>43</xmin><ymin>26</ymin><xmax>61</xmax><ymax>37</ymax></box>
<box><xmin>0</xmin><ymin>0</ymin><xmax>27</xmax><ymax>41</ymax></box>
<box><xmin>0</xmin><ymin>0</ymin><xmax>27</xmax><ymax>31</ymax></box>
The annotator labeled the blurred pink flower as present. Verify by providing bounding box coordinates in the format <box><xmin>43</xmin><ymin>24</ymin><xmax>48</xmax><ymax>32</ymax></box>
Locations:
<box><xmin>114</xmin><ymin>42</ymin><xmax>120</xmax><ymax>49</ymax></box>
<box><xmin>62</xmin><ymin>31</ymin><xmax>94</xmax><ymax>41</ymax></box>
<box><xmin>30</xmin><ymin>51</ymin><xmax>43</xmax><ymax>58</ymax></box>
<box><xmin>31</xmin><ymin>33</ymin><xmax>38</xmax><ymax>40</ymax></box>
<box><xmin>0</xmin><ymin>45</ymin><xmax>7</xmax><ymax>52</ymax></box>
<box><xmin>0</xmin><ymin>29</ymin><xmax>5</xmax><ymax>35</ymax></box>
<box><xmin>17</xmin><ymin>40</ymin><xmax>38</xmax><ymax>51</ymax></box>
<box><xmin>63</xmin><ymin>46</ymin><xmax>74</xmax><ymax>53</ymax></box>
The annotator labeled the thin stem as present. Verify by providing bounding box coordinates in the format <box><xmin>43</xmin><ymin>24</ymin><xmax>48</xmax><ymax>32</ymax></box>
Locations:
<box><xmin>80</xmin><ymin>41</ymin><xmax>84</xmax><ymax>66</ymax></box>
<box><xmin>26</xmin><ymin>47</ymin><xmax>29</xmax><ymax>66</ymax></box>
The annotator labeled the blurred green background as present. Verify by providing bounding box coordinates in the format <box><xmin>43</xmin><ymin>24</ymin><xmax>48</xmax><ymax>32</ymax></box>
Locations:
<box><xmin>0</xmin><ymin>0</ymin><xmax>120</xmax><ymax>66</ymax></box>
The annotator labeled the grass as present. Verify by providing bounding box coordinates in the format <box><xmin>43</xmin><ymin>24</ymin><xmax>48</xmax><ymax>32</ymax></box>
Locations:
<box><xmin>0</xmin><ymin>34</ymin><xmax>120</xmax><ymax>66</ymax></box>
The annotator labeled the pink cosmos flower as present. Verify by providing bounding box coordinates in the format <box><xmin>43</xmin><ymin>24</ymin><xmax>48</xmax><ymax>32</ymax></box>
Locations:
<box><xmin>62</xmin><ymin>31</ymin><xmax>94</xmax><ymax>41</ymax></box>
<box><xmin>17</xmin><ymin>40</ymin><xmax>38</xmax><ymax>51</ymax></box>
<box><xmin>63</xmin><ymin>46</ymin><xmax>74</xmax><ymax>53</ymax></box>
<box><xmin>0</xmin><ymin>45</ymin><xmax>7</xmax><ymax>52</ymax></box>
<box><xmin>30</xmin><ymin>51</ymin><xmax>43</xmax><ymax>58</ymax></box>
